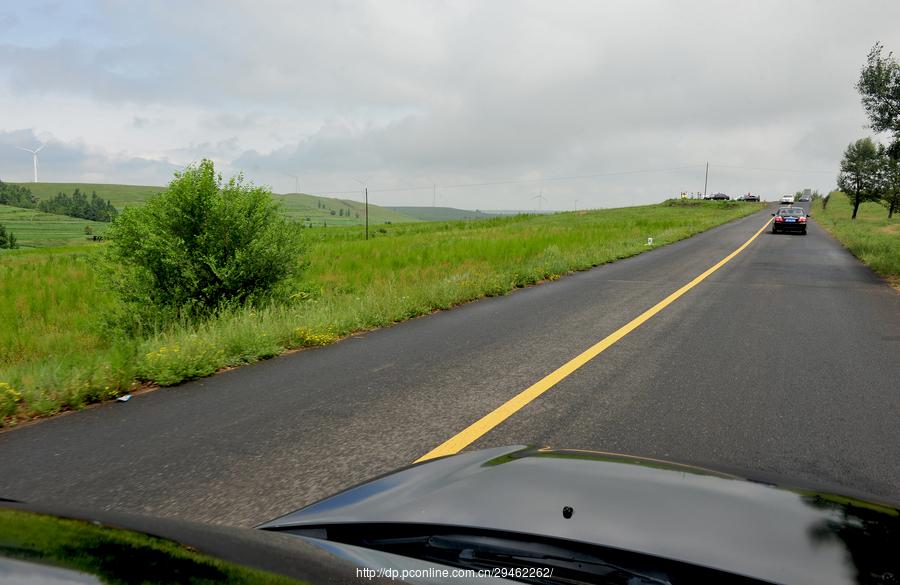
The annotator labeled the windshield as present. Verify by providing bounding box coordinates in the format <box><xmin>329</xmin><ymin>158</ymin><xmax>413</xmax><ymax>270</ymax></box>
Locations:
<box><xmin>1</xmin><ymin>4</ymin><xmax>899</xmax><ymax>585</ymax></box>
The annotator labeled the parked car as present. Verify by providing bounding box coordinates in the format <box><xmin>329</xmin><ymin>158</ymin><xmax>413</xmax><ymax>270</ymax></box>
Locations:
<box><xmin>780</xmin><ymin>194</ymin><xmax>795</xmax><ymax>204</ymax></box>
<box><xmin>744</xmin><ymin>194</ymin><xmax>760</xmax><ymax>202</ymax></box>
<box><xmin>772</xmin><ymin>207</ymin><xmax>809</xmax><ymax>234</ymax></box>
<box><xmin>710</xmin><ymin>193</ymin><xmax>730</xmax><ymax>200</ymax></box>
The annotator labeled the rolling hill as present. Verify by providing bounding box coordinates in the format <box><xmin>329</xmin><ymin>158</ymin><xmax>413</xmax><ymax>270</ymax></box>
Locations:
<box><xmin>385</xmin><ymin>206</ymin><xmax>499</xmax><ymax>221</ymax></box>
<box><xmin>12</xmin><ymin>183</ymin><xmax>421</xmax><ymax>226</ymax></box>
<box><xmin>12</xmin><ymin>182</ymin><xmax>164</xmax><ymax>209</ymax></box>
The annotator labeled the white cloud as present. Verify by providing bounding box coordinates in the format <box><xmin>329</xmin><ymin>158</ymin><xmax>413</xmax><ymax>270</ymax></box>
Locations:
<box><xmin>1</xmin><ymin>0</ymin><xmax>898</xmax><ymax>206</ymax></box>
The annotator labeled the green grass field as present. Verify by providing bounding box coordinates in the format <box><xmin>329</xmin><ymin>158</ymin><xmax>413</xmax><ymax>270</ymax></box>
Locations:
<box><xmin>814</xmin><ymin>193</ymin><xmax>899</xmax><ymax>286</ymax></box>
<box><xmin>0</xmin><ymin>200</ymin><xmax>761</xmax><ymax>424</ymax></box>
<box><xmin>0</xmin><ymin>204</ymin><xmax>108</xmax><ymax>248</ymax></box>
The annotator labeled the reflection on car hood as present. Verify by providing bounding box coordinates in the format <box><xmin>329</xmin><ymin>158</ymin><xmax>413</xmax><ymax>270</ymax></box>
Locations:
<box><xmin>260</xmin><ymin>445</ymin><xmax>900</xmax><ymax>585</ymax></box>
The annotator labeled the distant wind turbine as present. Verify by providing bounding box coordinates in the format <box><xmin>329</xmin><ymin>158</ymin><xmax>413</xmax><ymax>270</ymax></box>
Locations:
<box><xmin>16</xmin><ymin>145</ymin><xmax>45</xmax><ymax>183</ymax></box>
<box><xmin>532</xmin><ymin>187</ymin><xmax>548</xmax><ymax>212</ymax></box>
<box><xmin>286</xmin><ymin>172</ymin><xmax>300</xmax><ymax>193</ymax></box>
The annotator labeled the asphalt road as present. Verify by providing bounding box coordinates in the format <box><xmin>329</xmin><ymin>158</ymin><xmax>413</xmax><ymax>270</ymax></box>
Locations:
<box><xmin>2</xmin><ymin>204</ymin><xmax>898</xmax><ymax>527</ymax></box>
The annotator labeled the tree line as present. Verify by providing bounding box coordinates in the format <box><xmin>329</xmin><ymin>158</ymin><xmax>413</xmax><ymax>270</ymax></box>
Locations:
<box><xmin>838</xmin><ymin>43</ymin><xmax>900</xmax><ymax>219</ymax></box>
<box><xmin>0</xmin><ymin>181</ymin><xmax>119</xmax><ymax>222</ymax></box>
<box><xmin>38</xmin><ymin>188</ymin><xmax>119</xmax><ymax>222</ymax></box>
<box><xmin>0</xmin><ymin>181</ymin><xmax>37</xmax><ymax>209</ymax></box>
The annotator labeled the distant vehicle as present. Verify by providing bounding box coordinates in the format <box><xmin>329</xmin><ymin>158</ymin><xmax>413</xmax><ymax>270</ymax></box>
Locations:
<box><xmin>780</xmin><ymin>194</ymin><xmax>795</xmax><ymax>204</ymax></box>
<box><xmin>744</xmin><ymin>194</ymin><xmax>760</xmax><ymax>202</ymax></box>
<box><xmin>710</xmin><ymin>193</ymin><xmax>730</xmax><ymax>200</ymax></box>
<box><xmin>798</xmin><ymin>196</ymin><xmax>810</xmax><ymax>202</ymax></box>
<box><xmin>772</xmin><ymin>207</ymin><xmax>809</xmax><ymax>234</ymax></box>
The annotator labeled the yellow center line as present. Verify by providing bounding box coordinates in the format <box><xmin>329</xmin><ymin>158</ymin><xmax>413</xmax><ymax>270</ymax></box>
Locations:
<box><xmin>414</xmin><ymin>217</ymin><xmax>773</xmax><ymax>463</ymax></box>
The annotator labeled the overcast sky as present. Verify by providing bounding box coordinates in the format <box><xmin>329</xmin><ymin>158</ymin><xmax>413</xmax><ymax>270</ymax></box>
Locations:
<box><xmin>1</xmin><ymin>0</ymin><xmax>898</xmax><ymax>210</ymax></box>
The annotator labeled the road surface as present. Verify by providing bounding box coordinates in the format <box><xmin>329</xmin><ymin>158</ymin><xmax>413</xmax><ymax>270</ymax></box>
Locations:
<box><xmin>2</xmin><ymin>204</ymin><xmax>898</xmax><ymax>527</ymax></box>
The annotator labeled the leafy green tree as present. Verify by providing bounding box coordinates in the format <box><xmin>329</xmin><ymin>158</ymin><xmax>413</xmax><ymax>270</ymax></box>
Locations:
<box><xmin>858</xmin><ymin>43</ymin><xmax>900</xmax><ymax>152</ymax></box>
<box><xmin>0</xmin><ymin>181</ymin><xmax>36</xmax><ymax>208</ymax></box>
<box><xmin>837</xmin><ymin>138</ymin><xmax>883</xmax><ymax>219</ymax></box>
<box><xmin>100</xmin><ymin>159</ymin><xmax>305</xmax><ymax>323</ymax></box>
<box><xmin>38</xmin><ymin>189</ymin><xmax>118</xmax><ymax>221</ymax></box>
<box><xmin>879</xmin><ymin>146</ymin><xmax>900</xmax><ymax>218</ymax></box>
<box><xmin>0</xmin><ymin>223</ymin><xmax>18</xmax><ymax>249</ymax></box>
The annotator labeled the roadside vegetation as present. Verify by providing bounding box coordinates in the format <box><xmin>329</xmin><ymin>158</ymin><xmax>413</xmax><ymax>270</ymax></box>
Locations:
<box><xmin>809</xmin><ymin>42</ymin><xmax>900</xmax><ymax>289</ymax></box>
<box><xmin>0</xmin><ymin>168</ymin><xmax>761</xmax><ymax>425</ymax></box>
<box><xmin>814</xmin><ymin>194</ymin><xmax>900</xmax><ymax>287</ymax></box>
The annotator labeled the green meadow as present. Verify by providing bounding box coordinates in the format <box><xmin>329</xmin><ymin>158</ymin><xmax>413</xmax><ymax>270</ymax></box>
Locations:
<box><xmin>814</xmin><ymin>193</ymin><xmax>900</xmax><ymax>287</ymax></box>
<box><xmin>0</xmin><ymin>204</ymin><xmax>108</xmax><ymax>248</ymax></box>
<box><xmin>0</xmin><ymin>200</ymin><xmax>761</xmax><ymax>424</ymax></box>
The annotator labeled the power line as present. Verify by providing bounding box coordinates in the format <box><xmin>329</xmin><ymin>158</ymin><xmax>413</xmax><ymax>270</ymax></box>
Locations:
<box><xmin>294</xmin><ymin>162</ymin><xmax>834</xmax><ymax>200</ymax></box>
<box><xmin>304</xmin><ymin>164</ymin><xmax>706</xmax><ymax>196</ymax></box>
<box><xmin>710</xmin><ymin>163</ymin><xmax>834</xmax><ymax>174</ymax></box>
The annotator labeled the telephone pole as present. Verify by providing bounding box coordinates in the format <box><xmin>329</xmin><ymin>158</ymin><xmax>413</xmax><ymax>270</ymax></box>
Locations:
<box><xmin>354</xmin><ymin>178</ymin><xmax>369</xmax><ymax>240</ymax></box>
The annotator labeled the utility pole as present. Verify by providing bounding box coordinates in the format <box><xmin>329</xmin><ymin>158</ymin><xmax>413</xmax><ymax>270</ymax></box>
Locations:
<box><xmin>574</xmin><ymin>199</ymin><xmax>578</xmax><ymax>211</ymax></box>
<box><xmin>354</xmin><ymin>178</ymin><xmax>369</xmax><ymax>240</ymax></box>
<box><xmin>703</xmin><ymin>162</ymin><xmax>709</xmax><ymax>198</ymax></box>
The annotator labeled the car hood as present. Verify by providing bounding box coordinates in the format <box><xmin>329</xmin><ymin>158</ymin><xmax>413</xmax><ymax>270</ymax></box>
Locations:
<box><xmin>260</xmin><ymin>446</ymin><xmax>900</xmax><ymax>585</ymax></box>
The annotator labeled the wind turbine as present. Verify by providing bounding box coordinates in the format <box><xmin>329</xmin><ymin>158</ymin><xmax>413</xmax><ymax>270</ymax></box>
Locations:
<box><xmin>286</xmin><ymin>173</ymin><xmax>300</xmax><ymax>193</ymax></box>
<box><xmin>532</xmin><ymin>187</ymin><xmax>548</xmax><ymax>212</ymax></box>
<box><xmin>17</xmin><ymin>144</ymin><xmax>45</xmax><ymax>183</ymax></box>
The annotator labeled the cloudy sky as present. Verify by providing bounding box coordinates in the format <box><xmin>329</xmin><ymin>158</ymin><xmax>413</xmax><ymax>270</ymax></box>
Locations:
<box><xmin>1</xmin><ymin>1</ymin><xmax>898</xmax><ymax>210</ymax></box>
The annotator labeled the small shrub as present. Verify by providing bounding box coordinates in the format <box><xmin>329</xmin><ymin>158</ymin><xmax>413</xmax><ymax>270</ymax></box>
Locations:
<box><xmin>99</xmin><ymin>159</ymin><xmax>305</xmax><ymax>327</ymax></box>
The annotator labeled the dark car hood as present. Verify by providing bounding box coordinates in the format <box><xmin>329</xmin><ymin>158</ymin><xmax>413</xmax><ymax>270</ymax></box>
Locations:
<box><xmin>260</xmin><ymin>446</ymin><xmax>900</xmax><ymax>585</ymax></box>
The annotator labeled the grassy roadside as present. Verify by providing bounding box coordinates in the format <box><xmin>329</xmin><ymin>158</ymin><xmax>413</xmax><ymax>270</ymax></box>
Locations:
<box><xmin>0</xmin><ymin>201</ymin><xmax>762</xmax><ymax>425</ymax></box>
<box><xmin>814</xmin><ymin>192</ymin><xmax>900</xmax><ymax>288</ymax></box>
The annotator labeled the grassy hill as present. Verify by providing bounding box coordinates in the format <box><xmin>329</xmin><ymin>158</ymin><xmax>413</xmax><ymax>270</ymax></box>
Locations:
<box><xmin>0</xmin><ymin>204</ymin><xmax>107</xmax><ymax>248</ymax></box>
<box><xmin>273</xmin><ymin>192</ymin><xmax>419</xmax><ymax>226</ymax></box>
<box><xmin>12</xmin><ymin>182</ymin><xmax>164</xmax><ymax>209</ymax></box>
<box><xmin>385</xmin><ymin>206</ymin><xmax>498</xmax><ymax>221</ymax></box>
<box><xmin>12</xmin><ymin>182</ymin><xmax>419</xmax><ymax>226</ymax></box>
